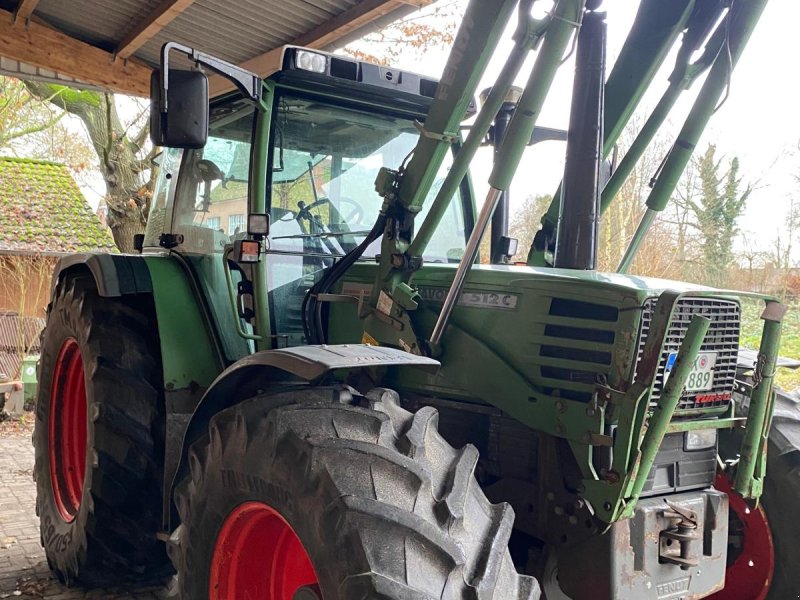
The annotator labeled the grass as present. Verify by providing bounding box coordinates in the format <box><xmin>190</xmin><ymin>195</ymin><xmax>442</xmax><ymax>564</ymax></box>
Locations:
<box><xmin>740</xmin><ymin>298</ymin><xmax>800</xmax><ymax>391</ymax></box>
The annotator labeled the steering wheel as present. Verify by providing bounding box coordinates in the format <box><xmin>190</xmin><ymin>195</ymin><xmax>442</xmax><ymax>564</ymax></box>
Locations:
<box><xmin>297</xmin><ymin>196</ymin><xmax>364</xmax><ymax>227</ymax></box>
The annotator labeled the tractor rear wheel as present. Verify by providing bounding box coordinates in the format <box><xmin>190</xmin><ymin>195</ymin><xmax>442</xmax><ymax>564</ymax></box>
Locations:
<box><xmin>170</xmin><ymin>386</ymin><xmax>540</xmax><ymax>599</ymax></box>
<box><xmin>33</xmin><ymin>275</ymin><xmax>167</xmax><ymax>586</ymax></box>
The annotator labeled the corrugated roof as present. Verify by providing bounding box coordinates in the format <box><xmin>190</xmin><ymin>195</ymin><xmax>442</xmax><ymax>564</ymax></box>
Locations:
<box><xmin>0</xmin><ymin>0</ymin><xmax>429</xmax><ymax>96</ymax></box>
<box><xmin>152</xmin><ymin>0</ymin><xmax>354</xmax><ymax>67</ymax></box>
<box><xmin>0</xmin><ymin>157</ymin><xmax>116</xmax><ymax>253</ymax></box>
<box><xmin>32</xmin><ymin>0</ymin><xmax>165</xmax><ymax>51</ymax></box>
<box><xmin>30</xmin><ymin>0</ymin><xmax>396</xmax><ymax>67</ymax></box>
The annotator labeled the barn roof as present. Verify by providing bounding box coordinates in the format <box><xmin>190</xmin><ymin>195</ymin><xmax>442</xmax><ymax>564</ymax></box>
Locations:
<box><xmin>0</xmin><ymin>0</ymin><xmax>432</xmax><ymax>96</ymax></box>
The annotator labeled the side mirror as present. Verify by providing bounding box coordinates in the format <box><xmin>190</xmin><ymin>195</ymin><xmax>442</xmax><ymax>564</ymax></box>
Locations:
<box><xmin>150</xmin><ymin>69</ymin><xmax>208</xmax><ymax>149</ymax></box>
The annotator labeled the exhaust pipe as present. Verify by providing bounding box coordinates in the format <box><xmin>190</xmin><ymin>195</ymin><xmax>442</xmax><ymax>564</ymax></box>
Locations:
<box><xmin>554</xmin><ymin>8</ymin><xmax>606</xmax><ymax>270</ymax></box>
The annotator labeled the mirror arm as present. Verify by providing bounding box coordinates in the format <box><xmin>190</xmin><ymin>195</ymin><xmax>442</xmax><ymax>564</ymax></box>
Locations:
<box><xmin>160</xmin><ymin>41</ymin><xmax>261</xmax><ymax>111</ymax></box>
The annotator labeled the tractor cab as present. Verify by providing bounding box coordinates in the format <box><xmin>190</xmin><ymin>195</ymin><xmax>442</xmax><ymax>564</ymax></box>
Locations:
<box><xmin>145</xmin><ymin>46</ymin><xmax>470</xmax><ymax>354</ymax></box>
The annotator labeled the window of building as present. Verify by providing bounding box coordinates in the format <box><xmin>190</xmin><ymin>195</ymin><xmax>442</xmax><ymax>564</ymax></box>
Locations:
<box><xmin>228</xmin><ymin>214</ymin><xmax>245</xmax><ymax>235</ymax></box>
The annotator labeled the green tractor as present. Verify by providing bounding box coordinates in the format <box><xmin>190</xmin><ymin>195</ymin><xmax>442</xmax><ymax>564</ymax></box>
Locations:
<box><xmin>34</xmin><ymin>0</ymin><xmax>790</xmax><ymax>598</ymax></box>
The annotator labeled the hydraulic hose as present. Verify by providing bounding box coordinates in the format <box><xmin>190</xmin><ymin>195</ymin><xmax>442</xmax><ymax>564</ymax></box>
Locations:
<box><xmin>303</xmin><ymin>214</ymin><xmax>388</xmax><ymax>344</ymax></box>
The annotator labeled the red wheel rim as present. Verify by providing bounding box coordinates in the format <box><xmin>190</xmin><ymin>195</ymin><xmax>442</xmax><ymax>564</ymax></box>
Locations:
<box><xmin>48</xmin><ymin>338</ymin><xmax>88</xmax><ymax>523</ymax></box>
<box><xmin>709</xmin><ymin>472</ymin><xmax>774</xmax><ymax>600</ymax></box>
<box><xmin>209</xmin><ymin>501</ymin><xmax>318</xmax><ymax>599</ymax></box>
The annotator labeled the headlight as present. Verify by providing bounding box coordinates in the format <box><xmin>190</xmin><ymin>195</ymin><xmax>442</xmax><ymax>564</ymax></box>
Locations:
<box><xmin>296</xmin><ymin>50</ymin><xmax>327</xmax><ymax>73</ymax></box>
<box><xmin>684</xmin><ymin>428</ymin><xmax>717</xmax><ymax>451</ymax></box>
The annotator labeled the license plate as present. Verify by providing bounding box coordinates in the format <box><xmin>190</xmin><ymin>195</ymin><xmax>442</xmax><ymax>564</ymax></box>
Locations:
<box><xmin>664</xmin><ymin>351</ymin><xmax>717</xmax><ymax>392</ymax></box>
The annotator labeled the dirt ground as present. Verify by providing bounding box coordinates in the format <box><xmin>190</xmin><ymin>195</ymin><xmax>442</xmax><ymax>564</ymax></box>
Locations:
<box><xmin>0</xmin><ymin>418</ymin><xmax>170</xmax><ymax>599</ymax></box>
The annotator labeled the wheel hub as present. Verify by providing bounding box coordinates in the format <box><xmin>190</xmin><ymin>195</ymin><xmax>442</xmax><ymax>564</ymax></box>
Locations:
<box><xmin>209</xmin><ymin>501</ymin><xmax>318</xmax><ymax>600</ymax></box>
<box><xmin>48</xmin><ymin>338</ymin><xmax>87</xmax><ymax>523</ymax></box>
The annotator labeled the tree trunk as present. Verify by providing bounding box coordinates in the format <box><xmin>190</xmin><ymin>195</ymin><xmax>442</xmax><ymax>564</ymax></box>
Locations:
<box><xmin>23</xmin><ymin>82</ymin><xmax>149</xmax><ymax>253</ymax></box>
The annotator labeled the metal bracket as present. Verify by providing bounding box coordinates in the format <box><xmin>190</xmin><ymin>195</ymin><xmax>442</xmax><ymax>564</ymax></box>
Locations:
<box><xmin>752</xmin><ymin>352</ymin><xmax>767</xmax><ymax>388</ymax></box>
<box><xmin>160</xmin><ymin>41</ymin><xmax>261</xmax><ymax>110</ymax></box>
<box><xmin>659</xmin><ymin>504</ymin><xmax>700</xmax><ymax>570</ymax></box>
<box><xmin>159</xmin><ymin>233</ymin><xmax>184</xmax><ymax>249</ymax></box>
<box><xmin>413</xmin><ymin>120</ymin><xmax>460</xmax><ymax>144</ymax></box>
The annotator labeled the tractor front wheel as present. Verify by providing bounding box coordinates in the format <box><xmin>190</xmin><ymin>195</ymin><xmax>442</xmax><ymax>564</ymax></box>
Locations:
<box><xmin>716</xmin><ymin>388</ymin><xmax>800</xmax><ymax>600</ymax></box>
<box><xmin>170</xmin><ymin>386</ymin><xmax>540</xmax><ymax>599</ymax></box>
<box><xmin>33</xmin><ymin>275</ymin><xmax>167</xmax><ymax>586</ymax></box>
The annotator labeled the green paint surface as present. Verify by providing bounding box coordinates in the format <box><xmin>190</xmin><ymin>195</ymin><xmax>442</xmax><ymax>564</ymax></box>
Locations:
<box><xmin>143</xmin><ymin>255</ymin><xmax>223</xmax><ymax>389</ymax></box>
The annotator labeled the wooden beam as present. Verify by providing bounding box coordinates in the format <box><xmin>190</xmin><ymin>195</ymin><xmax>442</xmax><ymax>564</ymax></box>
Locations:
<box><xmin>287</xmin><ymin>0</ymin><xmax>432</xmax><ymax>52</ymax></box>
<box><xmin>0</xmin><ymin>8</ymin><xmax>151</xmax><ymax>96</ymax></box>
<box><xmin>210</xmin><ymin>0</ymin><xmax>432</xmax><ymax>96</ymax></box>
<box><xmin>14</xmin><ymin>0</ymin><xmax>40</xmax><ymax>22</ymax></box>
<box><xmin>115</xmin><ymin>0</ymin><xmax>196</xmax><ymax>60</ymax></box>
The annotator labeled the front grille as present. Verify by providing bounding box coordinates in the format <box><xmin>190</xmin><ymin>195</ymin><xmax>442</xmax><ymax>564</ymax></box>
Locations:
<box><xmin>637</xmin><ymin>297</ymin><xmax>740</xmax><ymax>411</ymax></box>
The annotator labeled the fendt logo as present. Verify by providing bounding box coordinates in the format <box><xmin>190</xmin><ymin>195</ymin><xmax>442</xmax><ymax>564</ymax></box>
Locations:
<box><xmin>656</xmin><ymin>576</ymin><xmax>691</xmax><ymax>598</ymax></box>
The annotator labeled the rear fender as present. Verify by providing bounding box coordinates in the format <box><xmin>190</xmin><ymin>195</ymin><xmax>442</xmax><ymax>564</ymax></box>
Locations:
<box><xmin>50</xmin><ymin>253</ymin><xmax>153</xmax><ymax>298</ymax></box>
<box><xmin>53</xmin><ymin>253</ymin><xmax>226</xmax><ymax>529</ymax></box>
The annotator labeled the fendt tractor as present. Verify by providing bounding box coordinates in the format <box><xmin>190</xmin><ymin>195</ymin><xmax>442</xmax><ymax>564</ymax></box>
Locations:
<box><xmin>33</xmin><ymin>0</ymin><xmax>792</xmax><ymax>598</ymax></box>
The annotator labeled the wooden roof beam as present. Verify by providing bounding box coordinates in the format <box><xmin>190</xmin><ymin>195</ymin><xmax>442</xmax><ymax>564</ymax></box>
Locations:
<box><xmin>115</xmin><ymin>0</ymin><xmax>197</xmax><ymax>60</ymax></box>
<box><xmin>210</xmin><ymin>0</ymin><xmax>433</xmax><ymax>96</ymax></box>
<box><xmin>0</xmin><ymin>8</ymin><xmax>151</xmax><ymax>96</ymax></box>
<box><xmin>14</xmin><ymin>0</ymin><xmax>40</xmax><ymax>22</ymax></box>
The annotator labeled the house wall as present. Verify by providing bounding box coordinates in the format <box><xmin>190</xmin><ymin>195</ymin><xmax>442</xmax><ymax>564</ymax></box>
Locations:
<box><xmin>204</xmin><ymin>197</ymin><xmax>248</xmax><ymax>234</ymax></box>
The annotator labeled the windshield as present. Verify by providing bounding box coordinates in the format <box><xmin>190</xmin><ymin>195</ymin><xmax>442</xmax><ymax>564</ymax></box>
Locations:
<box><xmin>265</xmin><ymin>93</ymin><xmax>468</xmax><ymax>345</ymax></box>
<box><xmin>268</xmin><ymin>94</ymin><xmax>467</xmax><ymax>264</ymax></box>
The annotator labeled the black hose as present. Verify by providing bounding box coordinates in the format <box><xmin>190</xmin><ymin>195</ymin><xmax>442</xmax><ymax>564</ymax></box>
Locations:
<box><xmin>303</xmin><ymin>214</ymin><xmax>388</xmax><ymax>344</ymax></box>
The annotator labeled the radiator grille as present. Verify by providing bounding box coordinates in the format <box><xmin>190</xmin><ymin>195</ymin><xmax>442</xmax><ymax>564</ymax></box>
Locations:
<box><xmin>638</xmin><ymin>298</ymin><xmax>740</xmax><ymax>411</ymax></box>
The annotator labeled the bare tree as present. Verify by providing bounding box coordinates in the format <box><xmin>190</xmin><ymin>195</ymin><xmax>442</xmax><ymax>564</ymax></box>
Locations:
<box><xmin>342</xmin><ymin>1</ymin><xmax>459</xmax><ymax>65</ymax></box>
<box><xmin>0</xmin><ymin>254</ymin><xmax>56</xmax><ymax>375</ymax></box>
<box><xmin>23</xmin><ymin>83</ymin><xmax>153</xmax><ymax>253</ymax></box>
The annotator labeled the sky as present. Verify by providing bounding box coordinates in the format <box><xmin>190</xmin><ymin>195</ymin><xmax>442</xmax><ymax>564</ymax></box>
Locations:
<box><xmin>346</xmin><ymin>0</ymin><xmax>800</xmax><ymax>257</ymax></box>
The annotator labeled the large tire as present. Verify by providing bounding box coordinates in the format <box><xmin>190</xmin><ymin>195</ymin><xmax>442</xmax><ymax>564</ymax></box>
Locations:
<box><xmin>755</xmin><ymin>389</ymin><xmax>800</xmax><ymax>599</ymax></box>
<box><xmin>170</xmin><ymin>386</ymin><xmax>540</xmax><ymax>599</ymax></box>
<box><xmin>760</xmin><ymin>442</ymin><xmax>800</xmax><ymax>597</ymax></box>
<box><xmin>33</xmin><ymin>275</ymin><xmax>167</xmax><ymax>586</ymax></box>
<box><xmin>716</xmin><ymin>388</ymin><xmax>800</xmax><ymax>599</ymax></box>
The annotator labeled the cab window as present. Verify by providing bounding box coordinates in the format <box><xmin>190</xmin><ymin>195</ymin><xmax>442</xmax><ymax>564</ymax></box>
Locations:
<box><xmin>266</xmin><ymin>93</ymin><xmax>468</xmax><ymax>343</ymax></box>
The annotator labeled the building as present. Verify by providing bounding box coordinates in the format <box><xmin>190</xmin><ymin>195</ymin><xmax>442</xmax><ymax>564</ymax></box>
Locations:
<box><xmin>0</xmin><ymin>156</ymin><xmax>115</xmax><ymax>380</ymax></box>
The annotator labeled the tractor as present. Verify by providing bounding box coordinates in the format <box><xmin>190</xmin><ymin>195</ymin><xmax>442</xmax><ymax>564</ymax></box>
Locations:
<box><xmin>33</xmin><ymin>0</ymin><xmax>791</xmax><ymax>598</ymax></box>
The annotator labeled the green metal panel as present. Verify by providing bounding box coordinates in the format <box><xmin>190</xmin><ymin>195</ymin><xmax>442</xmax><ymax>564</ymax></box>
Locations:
<box><xmin>143</xmin><ymin>256</ymin><xmax>223</xmax><ymax>390</ymax></box>
<box><xmin>251</xmin><ymin>82</ymin><xmax>274</xmax><ymax>352</ymax></box>
<box><xmin>328</xmin><ymin>261</ymin><xmax>780</xmax><ymax>522</ymax></box>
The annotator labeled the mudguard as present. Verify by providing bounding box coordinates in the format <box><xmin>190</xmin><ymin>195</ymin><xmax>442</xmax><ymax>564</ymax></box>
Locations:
<box><xmin>168</xmin><ymin>344</ymin><xmax>439</xmax><ymax>525</ymax></box>
<box><xmin>50</xmin><ymin>253</ymin><xmax>152</xmax><ymax>298</ymax></box>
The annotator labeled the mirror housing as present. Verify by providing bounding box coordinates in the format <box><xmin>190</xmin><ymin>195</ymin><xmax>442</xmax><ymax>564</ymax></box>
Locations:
<box><xmin>150</xmin><ymin>69</ymin><xmax>209</xmax><ymax>149</ymax></box>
